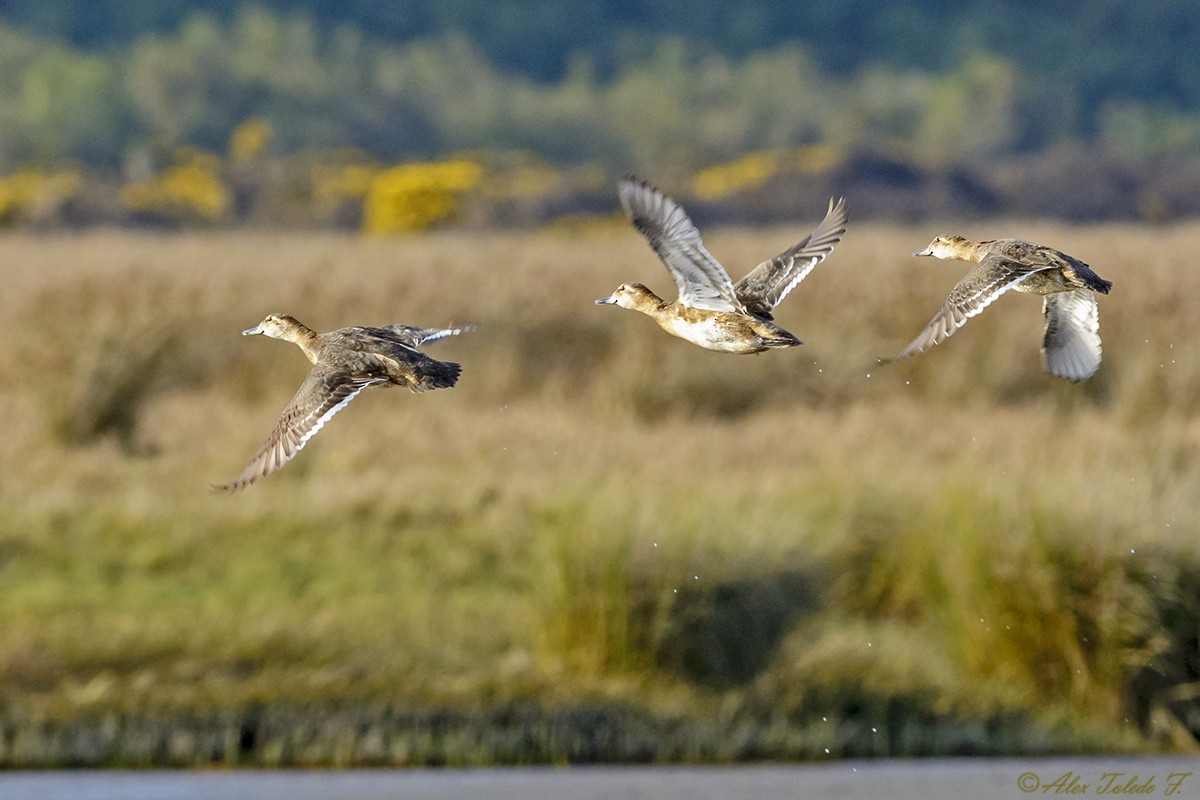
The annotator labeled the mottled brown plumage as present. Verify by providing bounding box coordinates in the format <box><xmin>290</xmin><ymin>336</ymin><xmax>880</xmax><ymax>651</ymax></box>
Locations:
<box><xmin>896</xmin><ymin>235</ymin><xmax>1112</xmax><ymax>382</ymax></box>
<box><xmin>215</xmin><ymin>314</ymin><xmax>467</xmax><ymax>492</ymax></box>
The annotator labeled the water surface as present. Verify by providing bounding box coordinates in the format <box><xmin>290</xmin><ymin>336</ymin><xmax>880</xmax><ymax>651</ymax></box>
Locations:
<box><xmin>2</xmin><ymin>758</ymin><xmax>1195</xmax><ymax>800</ymax></box>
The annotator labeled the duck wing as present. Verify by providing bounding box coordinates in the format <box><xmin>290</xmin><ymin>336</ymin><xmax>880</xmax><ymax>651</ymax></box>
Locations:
<box><xmin>896</xmin><ymin>254</ymin><xmax>1054</xmax><ymax>359</ymax></box>
<box><xmin>214</xmin><ymin>368</ymin><xmax>385</xmax><ymax>492</ymax></box>
<box><xmin>1042</xmin><ymin>289</ymin><xmax>1102</xmax><ymax>382</ymax></box>
<box><xmin>374</xmin><ymin>324</ymin><xmax>475</xmax><ymax>348</ymax></box>
<box><xmin>619</xmin><ymin>175</ymin><xmax>745</xmax><ymax>313</ymax></box>
<box><xmin>989</xmin><ymin>240</ymin><xmax>1112</xmax><ymax>295</ymax></box>
<box><xmin>734</xmin><ymin>197</ymin><xmax>848</xmax><ymax>319</ymax></box>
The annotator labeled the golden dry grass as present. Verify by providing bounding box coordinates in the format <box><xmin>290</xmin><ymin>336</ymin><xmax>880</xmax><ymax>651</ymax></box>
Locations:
<box><xmin>1</xmin><ymin>219</ymin><xmax>1199</xmax><ymax>764</ymax></box>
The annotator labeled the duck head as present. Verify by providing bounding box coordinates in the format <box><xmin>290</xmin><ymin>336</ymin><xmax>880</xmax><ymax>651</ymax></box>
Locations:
<box><xmin>595</xmin><ymin>282</ymin><xmax>661</xmax><ymax>311</ymax></box>
<box><xmin>243</xmin><ymin>313</ymin><xmax>305</xmax><ymax>339</ymax></box>
<box><xmin>913</xmin><ymin>235</ymin><xmax>972</xmax><ymax>259</ymax></box>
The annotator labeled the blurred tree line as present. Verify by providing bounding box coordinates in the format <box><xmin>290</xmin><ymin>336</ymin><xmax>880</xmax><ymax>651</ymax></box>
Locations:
<box><xmin>1</xmin><ymin>2</ymin><xmax>1199</xmax><ymax>226</ymax></box>
<box><xmin>5</xmin><ymin>0</ymin><xmax>1200</xmax><ymax>108</ymax></box>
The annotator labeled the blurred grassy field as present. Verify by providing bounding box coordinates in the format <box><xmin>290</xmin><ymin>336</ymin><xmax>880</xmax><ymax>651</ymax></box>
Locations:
<box><xmin>2</xmin><ymin>219</ymin><xmax>1199</xmax><ymax>766</ymax></box>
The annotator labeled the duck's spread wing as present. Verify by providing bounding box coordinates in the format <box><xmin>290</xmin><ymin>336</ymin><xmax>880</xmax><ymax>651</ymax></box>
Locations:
<box><xmin>619</xmin><ymin>176</ymin><xmax>744</xmax><ymax>313</ymax></box>
<box><xmin>214</xmin><ymin>369</ymin><xmax>385</xmax><ymax>492</ymax></box>
<box><xmin>896</xmin><ymin>255</ymin><xmax>1054</xmax><ymax>359</ymax></box>
<box><xmin>374</xmin><ymin>324</ymin><xmax>475</xmax><ymax>348</ymax></box>
<box><xmin>735</xmin><ymin>197</ymin><xmax>848</xmax><ymax>318</ymax></box>
<box><xmin>1042</xmin><ymin>289</ymin><xmax>1102</xmax><ymax>382</ymax></box>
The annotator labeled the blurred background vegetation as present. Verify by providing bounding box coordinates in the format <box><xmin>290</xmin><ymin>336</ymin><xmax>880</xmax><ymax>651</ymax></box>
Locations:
<box><xmin>2</xmin><ymin>1</ymin><xmax>1200</xmax><ymax>228</ymax></box>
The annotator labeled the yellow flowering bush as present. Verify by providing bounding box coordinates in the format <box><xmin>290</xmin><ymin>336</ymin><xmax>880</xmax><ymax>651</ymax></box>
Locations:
<box><xmin>228</xmin><ymin>119</ymin><xmax>274</xmax><ymax>164</ymax></box>
<box><xmin>121</xmin><ymin>149</ymin><xmax>230</xmax><ymax>223</ymax></box>
<box><xmin>311</xmin><ymin>160</ymin><xmax>379</xmax><ymax>208</ymax></box>
<box><xmin>692</xmin><ymin>145</ymin><xmax>841</xmax><ymax>200</ymax></box>
<box><xmin>362</xmin><ymin>159</ymin><xmax>483</xmax><ymax>234</ymax></box>
<box><xmin>0</xmin><ymin>169</ymin><xmax>83</xmax><ymax>225</ymax></box>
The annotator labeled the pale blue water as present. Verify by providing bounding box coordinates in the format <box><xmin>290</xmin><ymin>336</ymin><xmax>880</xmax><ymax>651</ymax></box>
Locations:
<box><xmin>1</xmin><ymin>758</ymin><xmax>1196</xmax><ymax>800</ymax></box>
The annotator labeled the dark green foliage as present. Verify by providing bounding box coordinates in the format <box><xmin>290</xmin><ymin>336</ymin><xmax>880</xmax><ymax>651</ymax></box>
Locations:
<box><xmin>2</xmin><ymin>3</ymin><xmax>1200</xmax><ymax>185</ymax></box>
<box><xmin>0</xmin><ymin>702</ymin><xmax>1130</xmax><ymax>767</ymax></box>
<box><xmin>5</xmin><ymin>0</ymin><xmax>1200</xmax><ymax>111</ymax></box>
<box><xmin>655</xmin><ymin>568</ymin><xmax>822</xmax><ymax>687</ymax></box>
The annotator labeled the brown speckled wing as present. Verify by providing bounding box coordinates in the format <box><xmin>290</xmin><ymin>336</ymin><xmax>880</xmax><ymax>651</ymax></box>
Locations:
<box><xmin>214</xmin><ymin>369</ymin><xmax>385</xmax><ymax>492</ymax></box>
<box><xmin>734</xmin><ymin>197</ymin><xmax>848</xmax><ymax>319</ymax></box>
<box><xmin>1042</xmin><ymin>289</ymin><xmax>1102</xmax><ymax>382</ymax></box>
<box><xmin>618</xmin><ymin>176</ymin><xmax>745</xmax><ymax>314</ymax></box>
<box><xmin>897</xmin><ymin>255</ymin><xmax>1054</xmax><ymax>359</ymax></box>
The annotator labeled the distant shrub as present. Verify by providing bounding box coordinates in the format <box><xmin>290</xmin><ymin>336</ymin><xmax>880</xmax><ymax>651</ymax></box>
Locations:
<box><xmin>120</xmin><ymin>148</ymin><xmax>230</xmax><ymax>224</ymax></box>
<box><xmin>362</xmin><ymin>159</ymin><xmax>482</xmax><ymax>234</ymax></box>
<box><xmin>692</xmin><ymin>146</ymin><xmax>840</xmax><ymax>200</ymax></box>
<box><xmin>228</xmin><ymin>119</ymin><xmax>274</xmax><ymax>164</ymax></box>
<box><xmin>0</xmin><ymin>168</ymin><xmax>82</xmax><ymax>226</ymax></box>
<box><xmin>311</xmin><ymin>159</ymin><xmax>378</xmax><ymax>208</ymax></box>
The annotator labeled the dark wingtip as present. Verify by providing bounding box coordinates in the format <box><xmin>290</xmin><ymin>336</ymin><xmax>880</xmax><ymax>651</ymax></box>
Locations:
<box><xmin>619</xmin><ymin>173</ymin><xmax>661</xmax><ymax>198</ymax></box>
<box><xmin>436</xmin><ymin>360</ymin><xmax>463</xmax><ymax>389</ymax></box>
<box><xmin>763</xmin><ymin>333</ymin><xmax>802</xmax><ymax>348</ymax></box>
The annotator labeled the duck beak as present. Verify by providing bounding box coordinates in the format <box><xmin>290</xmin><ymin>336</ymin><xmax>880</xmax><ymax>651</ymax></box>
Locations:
<box><xmin>242</xmin><ymin>324</ymin><xmax>265</xmax><ymax>336</ymax></box>
<box><xmin>595</xmin><ymin>295</ymin><xmax>616</xmax><ymax>305</ymax></box>
<box><xmin>913</xmin><ymin>246</ymin><xmax>933</xmax><ymax>257</ymax></box>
